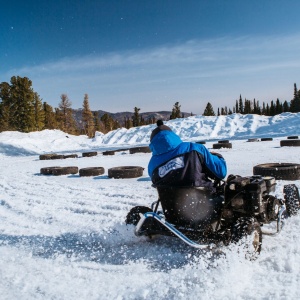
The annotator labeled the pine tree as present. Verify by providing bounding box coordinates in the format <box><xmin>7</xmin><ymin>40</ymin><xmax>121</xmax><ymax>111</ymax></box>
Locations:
<box><xmin>244</xmin><ymin>99</ymin><xmax>251</xmax><ymax>114</ymax></box>
<box><xmin>238</xmin><ymin>94</ymin><xmax>244</xmax><ymax>114</ymax></box>
<box><xmin>43</xmin><ymin>102</ymin><xmax>57</xmax><ymax>129</ymax></box>
<box><xmin>93</xmin><ymin>111</ymin><xmax>104</xmax><ymax>133</ymax></box>
<box><xmin>266</xmin><ymin>103</ymin><xmax>270</xmax><ymax>115</ymax></box>
<box><xmin>270</xmin><ymin>100</ymin><xmax>276</xmax><ymax>116</ymax></box>
<box><xmin>253</xmin><ymin>98</ymin><xmax>257</xmax><ymax>114</ymax></box>
<box><xmin>58</xmin><ymin>94</ymin><xmax>77</xmax><ymax>134</ymax></box>
<box><xmin>132</xmin><ymin>107</ymin><xmax>141</xmax><ymax>127</ymax></box>
<box><xmin>113</xmin><ymin>119</ymin><xmax>121</xmax><ymax>130</ymax></box>
<box><xmin>170</xmin><ymin>102</ymin><xmax>181</xmax><ymax>119</ymax></box>
<box><xmin>283</xmin><ymin>100</ymin><xmax>289</xmax><ymax>112</ymax></box>
<box><xmin>33</xmin><ymin>93</ymin><xmax>45</xmax><ymax>131</ymax></box>
<box><xmin>235</xmin><ymin>100</ymin><xmax>238</xmax><ymax>114</ymax></box>
<box><xmin>124</xmin><ymin>116</ymin><xmax>133</xmax><ymax>129</ymax></box>
<box><xmin>101</xmin><ymin>113</ymin><xmax>114</xmax><ymax>132</ymax></box>
<box><xmin>81</xmin><ymin>94</ymin><xmax>95</xmax><ymax>138</ymax></box>
<box><xmin>9</xmin><ymin>76</ymin><xmax>35</xmax><ymax>132</ymax></box>
<box><xmin>275</xmin><ymin>98</ymin><xmax>283</xmax><ymax>114</ymax></box>
<box><xmin>262</xmin><ymin>102</ymin><xmax>266</xmax><ymax>115</ymax></box>
<box><xmin>202</xmin><ymin>102</ymin><xmax>215</xmax><ymax>116</ymax></box>
<box><xmin>0</xmin><ymin>82</ymin><xmax>11</xmax><ymax>131</ymax></box>
<box><xmin>290</xmin><ymin>83</ymin><xmax>300</xmax><ymax>112</ymax></box>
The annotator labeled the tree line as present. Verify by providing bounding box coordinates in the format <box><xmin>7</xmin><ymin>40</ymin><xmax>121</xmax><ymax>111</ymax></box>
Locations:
<box><xmin>1</xmin><ymin>76</ymin><xmax>299</xmax><ymax>136</ymax></box>
<box><xmin>203</xmin><ymin>83</ymin><xmax>300</xmax><ymax>116</ymax></box>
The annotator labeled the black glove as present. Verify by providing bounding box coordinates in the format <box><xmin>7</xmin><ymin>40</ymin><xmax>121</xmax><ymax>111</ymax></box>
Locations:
<box><xmin>210</xmin><ymin>151</ymin><xmax>224</xmax><ymax>159</ymax></box>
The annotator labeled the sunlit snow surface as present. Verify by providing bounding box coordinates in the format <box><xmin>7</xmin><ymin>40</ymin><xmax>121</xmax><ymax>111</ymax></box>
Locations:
<box><xmin>0</xmin><ymin>113</ymin><xmax>300</xmax><ymax>299</ymax></box>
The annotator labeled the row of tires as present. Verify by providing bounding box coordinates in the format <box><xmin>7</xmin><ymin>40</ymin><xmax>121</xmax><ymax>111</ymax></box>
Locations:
<box><xmin>40</xmin><ymin>135</ymin><xmax>300</xmax><ymax>161</ymax></box>
<box><xmin>40</xmin><ymin>162</ymin><xmax>300</xmax><ymax>180</ymax></box>
<box><xmin>39</xmin><ymin>147</ymin><xmax>151</xmax><ymax>160</ymax></box>
<box><xmin>209</xmin><ymin>136</ymin><xmax>300</xmax><ymax>149</ymax></box>
<box><xmin>40</xmin><ymin>166</ymin><xmax>144</xmax><ymax>178</ymax></box>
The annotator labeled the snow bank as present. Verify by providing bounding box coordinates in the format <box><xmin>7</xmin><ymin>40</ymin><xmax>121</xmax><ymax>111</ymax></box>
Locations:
<box><xmin>0</xmin><ymin>113</ymin><xmax>299</xmax><ymax>156</ymax></box>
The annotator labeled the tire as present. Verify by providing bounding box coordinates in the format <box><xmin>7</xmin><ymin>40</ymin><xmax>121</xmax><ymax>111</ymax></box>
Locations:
<box><xmin>253</xmin><ymin>163</ymin><xmax>300</xmax><ymax>180</ymax></box>
<box><xmin>102</xmin><ymin>151</ymin><xmax>115</xmax><ymax>156</ymax></box>
<box><xmin>129</xmin><ymin>146</ymin><xmax>151</xmax><ymax>154</ymax></box>
<box><xmin>231</xmin><ymin>217</ymin><xmax>262</xmax><ymax>260</ymax></box>
<box><xmin>52</xmin><ymin>166</ymin><xmax>79</xmax><ymax>176</ymax></box>
<box><xmin>213</xmin><ymin>143</ymin><xmax>232</xmax><ymax>149</ymax></box>
<box><xmin>51</xmin><ymin>154</ymin><xmax>65</xmax><ymax>160</ymax></box>
<box><xmin>287</xmin><ymin>136</ymin><xmax>299</xmax><ymax>139</ymax></box>
<box><xmin>125</xmin><ymin>206</ymin><xmax>153</xmax><ymax>225</ymax></box>
<box><xmin>108</xmin><ymin>166</ymin><xmax>144</xmax><ymax>179</ymax></box>
<box><xmin>82</xmin><ymin>151</ymin><xmax>98</xmax><ymax>157</ymax></box>
<box><xmin>40</xmin><ymin>166</ymin><xmax>61</xmax><ymax>175</ymax></box>
<box><xmin>284</xmin><ymin>184</ymin><xmax>300</xmax><ymax>216</ymax></box>
<box><xmin>39</xmin><ymin>154</ymin><xmax>58</xmax><ymax>160</ymax></box>
<box><xmin>247</xmin><ymin>138</ymin><xmax>259</xmax><ymax>142</ymax></box>
<box><xmin>63</xmin><ymin>154</ymin><xmax>78</xmax><ymax>159</ymax></box>
<box><xmin>115</xmin><ymin>148</ymin><xmax>130</xmax><ymax>152</ymax></box>
<box><xmin>218</xmin><ymin>140</ymin><xmax>230</xmax><ymax>143</ymax></box>
<box><xmin>266</xmin><ymin>195</ymin><xmax>281</xmax><ymax>222</ymax></box>
<box><xmin>79</xmin><ymin>167</ymin><xmax>105</xmax><ymax>177</ymax></box>
<box><xmin>280</xmin><ymin>140</ymin><xmax>300</xmax><ymax>147</ymax></box>
<box><xmin>261</xmin><ymin>137</ymin><xmax>273</xmax><ymax>141</ymax></box>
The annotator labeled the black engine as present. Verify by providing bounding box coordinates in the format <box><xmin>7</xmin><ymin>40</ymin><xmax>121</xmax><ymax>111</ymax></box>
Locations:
<box><xmin>223</xmin><ymin>175</ymin><xmax>280</xmax><ymax>223</ymax></box>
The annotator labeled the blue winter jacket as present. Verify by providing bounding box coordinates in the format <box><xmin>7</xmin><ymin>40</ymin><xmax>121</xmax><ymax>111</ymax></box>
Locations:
<box><xmin>148</xmin><ymin>130</ymin><xmax>227</xmax><ymax>184</ymax></box>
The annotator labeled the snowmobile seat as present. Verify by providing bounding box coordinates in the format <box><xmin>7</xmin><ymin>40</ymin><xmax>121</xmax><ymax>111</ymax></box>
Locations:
<box><xmin>156</xmin><ymin>185</ymin><xmax>222</xmax><ymax>229</ymax></box>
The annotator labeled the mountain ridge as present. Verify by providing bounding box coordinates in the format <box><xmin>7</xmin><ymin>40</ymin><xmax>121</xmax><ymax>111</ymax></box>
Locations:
<box><xmin>73</xmin><ymin>109</ymin><xmax>191</xmax><ymax>127</ymax></box>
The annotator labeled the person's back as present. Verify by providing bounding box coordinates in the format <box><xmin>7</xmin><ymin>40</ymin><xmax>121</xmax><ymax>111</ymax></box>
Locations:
<box><xmin>148</xmin><ymin>120</ymin><xmax>227</xmax><ymax>192</ymax></box>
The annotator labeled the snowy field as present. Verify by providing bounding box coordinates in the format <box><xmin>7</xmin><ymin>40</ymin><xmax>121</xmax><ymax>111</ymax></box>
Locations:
<box><xmin>0</xmin><ymin>113</ymin><xmax>300</xmax><ymax>300</ymax></box>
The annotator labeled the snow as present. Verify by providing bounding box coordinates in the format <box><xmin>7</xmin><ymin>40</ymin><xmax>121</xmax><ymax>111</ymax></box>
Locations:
<box><xmin>0</xmin><ymin>112</ymin><xmax>300</xmax><ymax>300</ymax></box>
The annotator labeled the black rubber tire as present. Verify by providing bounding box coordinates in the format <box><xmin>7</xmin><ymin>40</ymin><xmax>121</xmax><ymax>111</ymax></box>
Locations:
<box><xmin>247</xmin><ymin>138</ymin><xmax>259</xmax><ymax>142</ymax></box>
<box><xmin>266</xmin><ymin>195</ymin><xmax>281</xmax><ymax>222</ymax></box>
<box><xmin>63</xmin><ymin>154</ymin><xmax>78</xmax><ymax>159</ymax></box>
<box><xmin>213</xmin><ymin>143</ymin><xmax>232</xmax><ymax>149</ymax></box>
<box><xmin>125</xmin><ymin>206</ymin><xmax>153</xmax><ymax>225</ymax></box>
<box><xmin>39</xmin><ymin>154</ymin><xmax>58</xmax><ymax>160</ymax></box>
<box><xmin>52</xmin><ymin>166</ymin><xmax>79</xmax><ymax>176</ymax></box>
<box><xmin>115</xmin><ymin>148</ymin><xmax>130</xmax><ymax>152</ymax></box>
<box><xmin>231</xmin><ymin>217</ymin><xmax>262</xmax><ymax>260</ymax></box>
<box><xmin>287</xmin><ymin>136</ymin><xmax>299</xmax><ymax>139</ymax></box>
<box><xmin>108</xmin><ymin>166</ymin><xmax>144</xmax><ymax>179</ymax></box>
<box><xmin>253</xmin><ymin>163</ymin><xmax>300</xmax><ymax>180</ymax></box>
<box><xmin>82</xmin><ymin>151</ymin><xmax>98</xmax><ymax>157</ymax></box>
<box><xmin>51</xmin><ymin>154</ymin><xmax>65</xmax><ymax>160</ymax></box>
<box><xmin>261</xmin><ymin>137</ymin><xmax>273</xmax><ymax>141</ymax></box>
<box><xmin>102</xmin><ymin>151</ymin><xmax>115</xmax><ymax>156</ymax></box>
<box><xmin>40</xmin><ymin>166</ymin><xmax>61</xmax><ymax>175</ymax></box>
<box><xmin>196</xmin><ymin>141</ymin><xmax>206</xmax><ymax>144</ymax></box>
<box><xmin>79</xmin><ymin>167</ymin><xmax>105</xmax><ymax>177</ymax></box>
<box><xmin>284</xmin><ymin>184</ymin><xmax>300</xmax><ymax>216</ymax></box>
<box><xmin>129</xmin><ymin>146</ymin><xmax>151</xmax><ymax>154</ymax></box>
<box><xmin>218</xmin><ymin>140</ymin><xmax>230</xmax><ymax>143</ymax></box>
<box><xmin>280</xmin><ymin>140</ymin><xmax>300</xmax><ymax>147</ymax></box>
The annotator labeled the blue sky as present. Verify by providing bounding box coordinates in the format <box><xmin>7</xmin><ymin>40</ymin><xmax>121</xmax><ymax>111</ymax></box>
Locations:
<box><xmin>1</xmin><ymin>0</ymin><xmax>300</xmax><ymax>114</ymax></box>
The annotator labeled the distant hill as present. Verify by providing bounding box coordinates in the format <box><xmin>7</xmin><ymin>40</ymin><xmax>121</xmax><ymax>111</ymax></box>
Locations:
<box><xmin>73</xmin><ymin>109</ymin><xmax>191</xmax><ymax>128</ymax></box>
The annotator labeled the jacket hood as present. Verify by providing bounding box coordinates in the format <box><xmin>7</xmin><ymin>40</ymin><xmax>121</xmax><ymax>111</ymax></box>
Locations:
<box><xmin>149</xmin><ymin>130</ymin><xmax>183</xmax><ymax>155</ymax></box>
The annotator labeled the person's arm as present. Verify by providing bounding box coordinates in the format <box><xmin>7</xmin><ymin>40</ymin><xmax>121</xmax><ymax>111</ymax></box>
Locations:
<box><xmin>202</xmin><ymin>148</ymin><xmax>227</xmax><ymax>179</ymax></box>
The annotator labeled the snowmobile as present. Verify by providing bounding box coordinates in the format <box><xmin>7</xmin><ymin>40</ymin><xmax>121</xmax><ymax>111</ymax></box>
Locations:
<box><xmin>126</xmin><ymin>175</ymin><xmax>300</xmax><ymax>258</ymax></box>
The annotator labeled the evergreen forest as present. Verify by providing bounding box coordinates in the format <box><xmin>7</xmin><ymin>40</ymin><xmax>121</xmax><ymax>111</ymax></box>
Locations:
<box><xmin>0</xmin><ymin>76</ymin><xmax>300</xmax><ymax>137</ymax></box>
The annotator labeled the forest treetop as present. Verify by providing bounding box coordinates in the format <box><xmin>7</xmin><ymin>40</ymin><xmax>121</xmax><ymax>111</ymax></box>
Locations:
<box><xmin>1</xmin><ymin>76</ymin><xmax>299</xmax><ymax>136</ymax></box>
